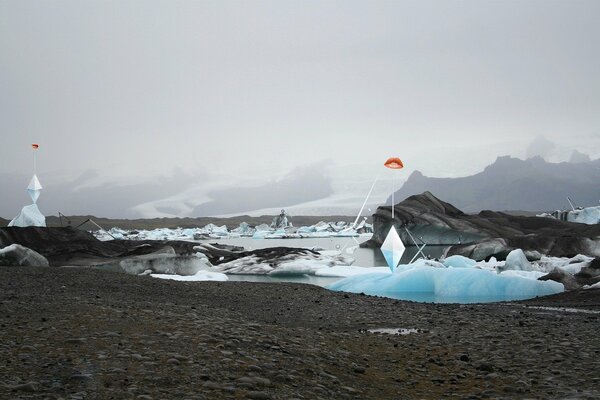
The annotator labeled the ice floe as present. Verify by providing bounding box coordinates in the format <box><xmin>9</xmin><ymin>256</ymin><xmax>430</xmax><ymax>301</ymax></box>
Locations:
<box><xmin>151</xmin><ymin>271</ymin><xmax>228</xmax><ymax>282</ymax></box>
<box><xmin>327</xmin><ymin>259</ymin><xmax>565</xmax><ymax>303</ymax></box>
<box><xmin>93</xmin><ymin>221</ymin><xmax>373</xmax><ymax>242</ymax></box>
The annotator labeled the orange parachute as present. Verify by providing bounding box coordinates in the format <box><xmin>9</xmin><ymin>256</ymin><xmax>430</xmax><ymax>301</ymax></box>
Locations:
<box><xmin>384</xmin><ymin>157</ymin><xmax>403</xmax><ymax>169</ymax></box>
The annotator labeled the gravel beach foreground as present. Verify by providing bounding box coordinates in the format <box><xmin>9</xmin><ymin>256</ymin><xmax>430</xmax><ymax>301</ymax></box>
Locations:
<box><xmin>1</xmin><ymin>267</ymin><xmax>599</xmax><ymax>399</ymax></box>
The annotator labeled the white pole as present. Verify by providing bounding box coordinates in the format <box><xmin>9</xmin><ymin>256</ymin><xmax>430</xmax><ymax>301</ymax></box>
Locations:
<box><xmin>352</xmin><ymin>177</ymin><xmax>378</xmax><ymax>228</ymax></box>
<box><xmin>33</xmin><ymin>150</ymin><xmax>37</xmax><ymax>173</ymax></box>
<box><xmin>391</xmin><ymin>173</ymin><xmax>394</xmax><ymax>221</ymax></box>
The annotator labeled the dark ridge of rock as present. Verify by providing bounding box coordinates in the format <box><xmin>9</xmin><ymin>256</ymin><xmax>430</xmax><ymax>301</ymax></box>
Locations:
<box><xmin>0</xmin><ymin>227</ymin><xmax>325</xmax><ymax>269</ymax></box>
<box><xmin>365</xmin><ymin>192</ymin><xmax>600</xmax><ymax>260</ymax></box>
<box><xmin>0</xmin><ymin>217</ymin><xmax>7</xmax><ymax>227</ymax></box>
<box><xmin>574</xmin><ymin>257</ymin><xmax>600</xmax><ymax>286</ymax></box>
<box><xmin>0</xmin><ymin>227</ymin><xmax>198</xmax><ymax>266</ymax></box>
<box><xmin>538</xmin><ymin>268</ymin><xmax>582</xmax><ymax>290</ymax></box>
<box><xmin>388</xmin><ymin>156</ymin><xmax>600</xmax><ymax>212</ymax></box>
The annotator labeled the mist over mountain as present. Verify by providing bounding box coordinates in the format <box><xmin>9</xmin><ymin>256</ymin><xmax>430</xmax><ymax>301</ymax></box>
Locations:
<box><xmin>388</xmin><ymin>156</ymin><xmax>600</xmax><ymax>212</ymax></box>
<box><xmin>0</xmin><ymin>169</ymin><xmax>198</xmax><ymax>219</ymax></box>
<box><xmin>191</xmin><ymin>164</ymin><xmax>334</xmax><ymax>217</ymax></box>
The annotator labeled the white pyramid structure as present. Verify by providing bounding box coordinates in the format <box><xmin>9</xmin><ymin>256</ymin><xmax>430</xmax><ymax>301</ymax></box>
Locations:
<box><xmin>380</xmin><ymin>226</ymin><xmax>405</xmax><ymax>272</ymax></box>
<box><xmin>27</xmin><ymin>174</ymin><xmax>43</xmax><ymax>203</ymax></box>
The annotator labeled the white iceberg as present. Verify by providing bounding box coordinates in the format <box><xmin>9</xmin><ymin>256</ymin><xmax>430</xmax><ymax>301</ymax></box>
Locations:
<box><xmin>8</xmin><ymin>204</ymin><xmax>46</xmax><ymax>227</ymax></box>
<box><xmin>443</xmin><ymin>255</ymin><xmax>477</xmax><ymax>269</ymax></box>
<box><xmin>567</xmin><ymin>206</ymin><xmax>600</xmax><ymax>225</ymax></box>
<box><xmin>151</xmin><ymin>270</ymin><xmax>228</xmax><ymax>281</ymax></box>
<box><xmin>0</xmin><ymin>244</ymin><xmax>49</xmax><ymax>266</ymax></box>
<box><xmin>502</xmin><ymin>249</ymin><xmax>533</xmax><ymax>271</ymax></box>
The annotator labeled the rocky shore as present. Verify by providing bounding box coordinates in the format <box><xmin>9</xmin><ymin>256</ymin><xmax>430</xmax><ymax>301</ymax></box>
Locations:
<box><xmin>1</xmin><ymin>267</ymin><xmax>599</xmax><ymax>399</ymax></box>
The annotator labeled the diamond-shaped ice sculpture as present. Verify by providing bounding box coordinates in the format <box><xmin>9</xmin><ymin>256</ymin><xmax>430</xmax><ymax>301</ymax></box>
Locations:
<box><xmin>28</xmin><ymin>189</ymin><xmax>41</xmax><ymax>203</ymax></box>
<box><xmin>380</xmin><ymin>226</ymin><xmax>405</xmax><ymax>272</ymax></box>
<box><xmin>27</xmin><ymin>174</ymin><xmax>43</xmax><ymax>204</ymax></box>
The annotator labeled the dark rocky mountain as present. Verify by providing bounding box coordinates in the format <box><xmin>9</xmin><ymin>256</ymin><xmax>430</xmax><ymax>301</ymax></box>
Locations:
<box><xmin>366</xmin><ymin>191</ymin><xmax>600</xmax><ymax>260</ymax></box>
<box><xmin>388</xmin><ymin>156</ymin><xmax>600</xmax><ymax>212</ymax></box>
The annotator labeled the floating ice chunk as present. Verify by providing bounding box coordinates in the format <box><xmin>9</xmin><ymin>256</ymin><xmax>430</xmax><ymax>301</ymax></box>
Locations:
<box><xmin>215</xmin><ymin>250</ymin><xmax>354</xmax><ymax>275</ymax></box>
<box><xmin>567</xmin><ymin>206</ymin><xmax>600</xmax><ymax>225</ymax></box>
<box><xmin>0</xmin><ymin>244</ymin><xmax>49</xmax><ymax>266</ymax></box>
<box><xmin>297</xmin><ymin>225</ymin><xmax>317</xmax><ymax>233</ymax></box>
<box><xmin>443</xmin><ymin>255</ymin><xmax>477</xmax><ymax>269</ymax></box>
<box><xmin>585</xmin><ymin>281</ymin><xmax>600</xmax><ymax>289</ymax></box>
<box><xmin>536</xmin><ymin>254</ymin><xmax>593</xmax><ymax>274</ymax></box>
<box><xmin>368</xmin><ymin>328</ymin><xmax>419</xmax><ymax>335</ymax></box>
<box><xmin>327</xmin><ymin>265</ymin><xmax>564</xmax><ymax>303</ymax></box>
<box><xmin>499</xmin><ymin>270</ymin><xmax>546</xmax><ymax>280</ymax></box>
<box><xmin>395</xmin><ymin>259</ymin><xmax>446</xmax><ymax>271</ymax></box>
<box><xmin>474</xmin><ymin>257</ymin><xmax>504</xmax><ymax>272</ymax></box>
<box><xmin>559</xmin><ymin>261</ymin><xmax>591</xmax><ymax>275</ymax></box>
<box><xmin>315</xmin><ymin>266</ymin><xmax>390</xmax><ymax>277</ymax></box>
<box><xmin>231</xmin><ymin>222</ymin><xmax>255</xmax><ymax>236</ymax></box>
<box><xmin>99</xmin><ymin>249</ymin><xmax>214</xmax><ymax>276</ymax></box>
<box><xmin>268</xmin><ymin>260</ymin><xmax>329</xmax><ymax>276</ymax></box>
<box><xmin>502</xmin><ymin>249</ymin><xmax>533</xmax><ymax>271</ymax></box>
<box><xmin>151</xmin><ymin>270</ymin><xmax>228</xmax><ymax>281</ymax></box>
<box><xmin>8</xmin><ymin>204</ymin><xmax>46</xmax><ymax>227</ymax></box>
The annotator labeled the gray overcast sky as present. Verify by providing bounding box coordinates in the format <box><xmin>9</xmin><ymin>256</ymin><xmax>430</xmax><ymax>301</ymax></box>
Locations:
<box><xmin>1</xmin><ymin>0</ymin><xmax>599</xmax><ymax>217</ymax></box>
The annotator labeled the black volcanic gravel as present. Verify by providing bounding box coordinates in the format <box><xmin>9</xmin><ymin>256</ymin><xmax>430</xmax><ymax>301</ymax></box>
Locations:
<box><xmin>1</xmin><ymin>267</ymin><xmax>599</xmax><ymax>399</ymax></box>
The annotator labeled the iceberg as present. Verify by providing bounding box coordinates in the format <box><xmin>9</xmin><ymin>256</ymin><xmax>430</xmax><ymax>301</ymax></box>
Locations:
<box><xmin>92</xmin><ymin>220</ymin><xmax>368</xmax><ymax>241</ymax></box>
<box><xmin>151</xmin><ymin>270</ymin><xmax>228</xmax><ymax>282</ymax></box>
<box><xmin>502</xmin><ymin>249</ymin><xmax>533</xmax><ymax>271</ymax></box>
<box><xmin>8</xmin><ymin>204</ymin><xmax>46</xmax><ymax>227</ymax></box>
<box><xmin>327</xmin><ymin>260</ymin><xmax>564</xmax><ymax>303</ymax></box>
<box><xmin>0</xmin><ymin>244</ymin><xmax>49</xmax><ymax>266</ymax></box>
<box><xmin>443</xmin><ymin>255</ymin><xmax>477</xmax><ymax>269</ymax></box>
<box><xmin>568</xmin><ymin>206</ymin><xmax>600</xmax><ymax>225</ymax></box>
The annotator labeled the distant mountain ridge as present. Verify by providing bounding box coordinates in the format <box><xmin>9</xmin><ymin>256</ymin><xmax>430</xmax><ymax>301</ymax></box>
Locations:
<box><xmin>388</xmin><ymin>156</ymin><xmax>600</xmax><ymax>212</ymax></box>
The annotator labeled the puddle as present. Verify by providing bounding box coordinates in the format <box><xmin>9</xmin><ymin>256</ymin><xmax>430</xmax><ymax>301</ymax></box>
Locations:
<box><xmin>367</xmin><ymin>328</ymin><xmax>421</xmax><ymax>335</ymax></box>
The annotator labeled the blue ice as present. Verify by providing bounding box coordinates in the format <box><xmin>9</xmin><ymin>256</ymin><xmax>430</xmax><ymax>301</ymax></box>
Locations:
<box><xmin>327</xmin><ymin>262</ymin><xmax>564</xmax><ymax>303</ymax></box>
<box><xmin>442</xmin><ymin>255</ymin><xmax>477</xmax><ymax>268</ymax></box>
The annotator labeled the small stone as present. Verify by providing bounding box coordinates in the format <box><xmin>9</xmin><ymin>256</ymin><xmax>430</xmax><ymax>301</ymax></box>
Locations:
<box><xmin>70</xmin><ymin>374</ymin><xmax>92</xmax><ymax>381</ymax></box>
<box><xmin>353</xmin><ymin>366</ymin><xmax>366</xmax><ymax>374</ymax></box>
<box><xmin>246</xmin><ymin>391</ymin><xmax>271</xmax><ymax>400</ymax></box>
<box><xmin>9</xmin><ymin>382</ymin><xmax>39</xmax><ymax>393</ymax></box>
<box><xmin>202</xmin><ymin>381</ymin><xmax>221</xmax><ymax>390</ymax></box>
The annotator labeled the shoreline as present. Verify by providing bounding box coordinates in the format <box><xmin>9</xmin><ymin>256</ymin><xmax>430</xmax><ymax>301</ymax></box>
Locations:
<box><xmin>1</xmin><ymin>266</ymin><xmax>599</xmax><ymax>399</ymax></box>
